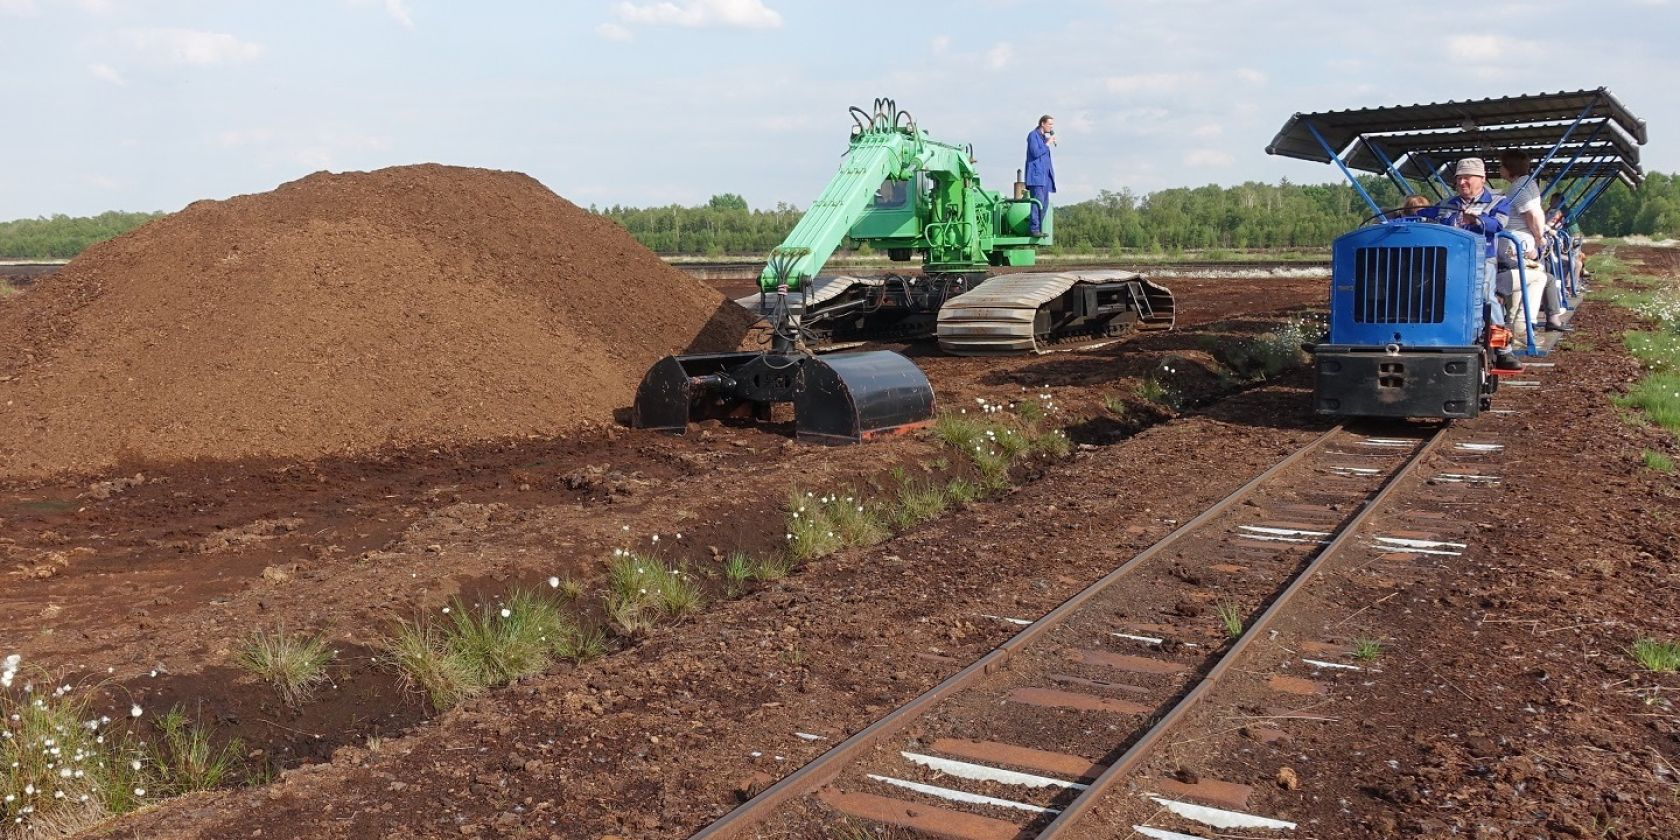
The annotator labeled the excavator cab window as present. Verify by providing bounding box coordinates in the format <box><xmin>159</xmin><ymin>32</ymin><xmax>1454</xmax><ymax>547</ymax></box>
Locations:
<box><xmin>872</xmin><ymin>178</ymin><xmax>910</xmax><ymax>209</ymax></box>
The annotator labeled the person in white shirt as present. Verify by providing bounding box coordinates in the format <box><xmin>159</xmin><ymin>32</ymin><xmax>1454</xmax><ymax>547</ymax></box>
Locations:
<box><xmin>1498</xmin><ymin>150</ymin><xmax>1571</xmax><ymax>332</ymax></box>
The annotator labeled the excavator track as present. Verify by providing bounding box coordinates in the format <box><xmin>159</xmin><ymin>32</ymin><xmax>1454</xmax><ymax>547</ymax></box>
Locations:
<box><xmin>935</xmin><ymin>270</ymin><xmax>1176</xmax><ymax>356</ymax></box>
<box><xmin>735</xmin><ymin>274</ymin><xmax>973</xmax><ymax>345</ymax></box>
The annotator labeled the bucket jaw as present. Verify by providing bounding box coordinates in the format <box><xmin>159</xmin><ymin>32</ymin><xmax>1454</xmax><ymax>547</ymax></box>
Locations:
<box><xmin>632</xmin><ymin>350</ymin><xmax>934</xmax><ymax>444</ymax></box>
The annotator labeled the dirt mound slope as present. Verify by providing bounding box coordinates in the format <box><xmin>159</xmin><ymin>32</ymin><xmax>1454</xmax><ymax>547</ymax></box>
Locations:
<box><xmin>0</xmin><ymin>164</ymin><xmax>756</xmax><ymax>480</ymax></box>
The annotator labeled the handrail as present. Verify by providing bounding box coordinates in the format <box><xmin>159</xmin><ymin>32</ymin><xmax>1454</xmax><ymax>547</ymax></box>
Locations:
<box><xmin>1497</xmin><ymin>231</ymin><xmax>1543</xmax><ymax>356</ymax></box>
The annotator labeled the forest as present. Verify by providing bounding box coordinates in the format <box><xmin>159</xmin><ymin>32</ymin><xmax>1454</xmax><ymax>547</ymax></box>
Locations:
<box><xmin>4</xmin><ymin>176</ymin><xmax>1676</xmax><ymax>261</ymax></box>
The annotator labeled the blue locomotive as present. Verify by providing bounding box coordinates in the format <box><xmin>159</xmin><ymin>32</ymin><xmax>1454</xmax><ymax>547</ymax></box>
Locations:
<box><xmin>1311</xmin><ymin>219</ymin><xmax>1494</xmax><ymax>418</ymax></box>
<box><xmin>1267</xmin><ymin>88</ymin><xmax>1647</xmax><ymax>420</ymax></box>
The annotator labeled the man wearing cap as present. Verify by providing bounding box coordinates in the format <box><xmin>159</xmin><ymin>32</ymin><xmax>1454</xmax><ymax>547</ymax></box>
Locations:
<box><xmin>1436</xmin><ymin>158</ymin><xmax>1522</xmax><ymax>371</ymax></box>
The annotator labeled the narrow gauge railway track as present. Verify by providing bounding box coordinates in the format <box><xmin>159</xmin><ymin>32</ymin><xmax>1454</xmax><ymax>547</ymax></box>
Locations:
<box><xmin>692</xmin><ymin>421</ymin><xmax>1453</xmax><ymax>840</ymax></box>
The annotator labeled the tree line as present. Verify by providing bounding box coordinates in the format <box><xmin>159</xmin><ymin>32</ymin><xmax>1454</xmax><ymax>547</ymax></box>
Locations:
<box><xmin>0</xmin><ymin>211</ymin><xmax>166</xmax><ymax>260</ymax></box>
<box><xmin>4</xmin><ymin>176</ymin><xmax>1678</xmax><ymax>261</ymax></box>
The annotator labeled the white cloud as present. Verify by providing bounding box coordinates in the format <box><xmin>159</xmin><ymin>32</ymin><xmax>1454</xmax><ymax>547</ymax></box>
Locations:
<box><xmin>119</xmin><ymin>28</ymin><xmax>264</xmax><ymax>66</ymax></box>
<box><xmin>346</xmin><ymin>0</ymin><xmax>415</xmax><ymax>28</ymax></box>
<box><xmin>87</xmin><ymin>63</ymin><xmax>125</xmax><ymax>85</ymax></box>
<box><xmin>597</xmin><ymin>22</ymin><xmax>633</xmax><ymax>41</ymax></box>
<box><xmin>930</xmin><ymin>34</ymin><xmax>950</xmax><ymax>54</ymax></box>
<box><xmin>1104</xmin><ymin>72</ymin><xmax>1196</xmax><ymax>95</ymax></box>
<box><xmin>986</xmin><ymin>42</ymin><xmax>1013</xmax><ymax>70</ymax></box>
<box><xmin>0</xmin><ymin>0</ymin><xmax>38</xmax><ymax>16</ymax></box>
<box><xmin>1235</xmin><ymin>67</ymin><xmax>1266</xmax><ymax>85</ymax></box>
<box><xmin>1190</xmin><ymin>123</ymin><xmax>1222</xmax><ymax>139</ymax></box>
<box><xmin>613</xmin><ymin>0</ymin><xmax>783</xmax><ymax>29</ymax></box>
<box><xmin>382</xmin><ymin>0</ymin><xmax>414</xmax><ymax>27</ymax></box>
<box><xmin>1184</xmin><ymin>149</ymin><xmax>1235</xmax><ymax>168</ymax></box>
<box><xmin>1446</xmin><ymin>34</ymin><xmax>1524</xmax><ymax>61</ymax></box>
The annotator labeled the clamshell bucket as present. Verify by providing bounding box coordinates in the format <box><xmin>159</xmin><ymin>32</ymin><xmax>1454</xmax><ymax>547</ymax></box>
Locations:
<box><xmin>632</xmin><ymin>349</ymin><xmax>934</xmax><ymax>444</ymax></box>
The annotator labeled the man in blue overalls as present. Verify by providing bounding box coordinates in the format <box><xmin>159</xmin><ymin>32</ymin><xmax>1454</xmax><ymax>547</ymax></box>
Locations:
<box><xmin>1434</xmin><ymin>158</ymin><xmax>1522</xmax><ymax>371</ymax></box>
<box><xmin>1024</xmin><ymin>115</ymin><xmax>1056</xmax><ymax>237</ymax></box>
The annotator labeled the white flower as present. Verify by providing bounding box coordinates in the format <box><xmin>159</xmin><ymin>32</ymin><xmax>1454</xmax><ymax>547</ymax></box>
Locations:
<box><xmin>133</xmin><ymin>787</ymin><xmax>146</xmax><ymax>797</ymax></box>
<box><xmin>499</xmin><ymin>608</ymin><xmax>511</xmax><ymax>619</ymax></box>
<box><xmin>651</xmin><ymin>535</ymin><xmax>660</xmax><ymax>543</ymax></box>
<box><xmin>548</xmin><ymin>576</ymin><xmax>560</xmax><ymax>588</ymax></box>
<box><xmin>129</xmin><ymin>705</ymin><xmax>142</xmax><ymax>719</ymax></box>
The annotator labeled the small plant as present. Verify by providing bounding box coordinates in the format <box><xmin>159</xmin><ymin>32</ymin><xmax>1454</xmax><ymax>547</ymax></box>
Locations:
<box><xmin>552</xmin><ymin>624</ymin><xmax>608</xmax><ymax>663</ymax></box>
<box><xmin>607</xmin><ymin>552</ymin><xmax>703</xmax><ymax>619</ymax></box>
<box><xmin>1029</xmin><ymin>428</ymin><xmax>1071</xmax><ymax>459</ymax></box>
<box><xmin>1103</xmin><ymin>393</ymin><xmax>1129</xmax><ymax>417</ymax></box>
<box><xmin>1631</xmin><ymin>638</ymin><xmax>1680</xmax><ymax>673</ymax></box>
<box><xmin>2</xmin><ymin>665</ymin><xmax>150</xmax><ymax>835</ymax></box>
<box><xmin>606</xmin><ymin>595</ymin><xmax>657</xmax><ymax>637</ymax></box>
<box><xmin>1352</xmin><ymin>637</ymin><xmax>1383</xmax><ymax>662</ymax></box>
<box><xmin>147</xmin><ymin>706</ymin><xmax>244</xmax><ymax>796</ymax></box>
<box><xmin>1642</xmin><ymin>449</ymin><xmax>1675</xmax><ymax>473</ymax></box>
<box><xmin>751</xmin><ymin>553</ymin><xmax>794</xmax><ymax>582</ymax></box>
<box><xmin>932</xmin><ymin>412</ymin><xmax>985</xmax><ymax>451</ymax></box>
<box><xmin>1015</xmin><ymin>398</ymin><xmax>1046</xmax><ymax>424</ymax></box>
<box><xmin>945</xmin><ymin>478</ymin><xmax>981</xmax><ymax>504</ymax></box>
<box><xmin>235</xmin><ymin>624</ymin><xmax>335</xmax><ymax>707</ymax></box>
<box><xmin>1216</xmin><ymin>601</ymin><xmax>1244</xmax><ymax>639</ymax></box>
<box><xmin>551</xmin><ymin>575</ymin><xmax>585</xmax><ymax>601</ymax></box>
<box><xmin>446</xmin><ymin>591</ymin><xmax>565</xmax><ymax>684</ymax></box>
<box><xmin>785</xmin><ymin>490</ymin><xmax>887</xmax><ymax>562</ymax></box>
<box><xmin>387</xmin><ymin>621</ymin><xmax>487</xmax><ymax>710</ymax></box>
<box><xmin>1136</xmin><ymin>377</ymin><xmax>1172</xmax><ymax>406</ymax></box>
<box><xmin>386</xmin><ymin>587</ymin><xmax>589</xmax><ymax>710</ymax></box>
<box><xmin>722</xmin><ymin>551</ymin><xmax>755</xmax><ymax>593</ymax></box>
<box><xmin>890</xmin><ymin>481</ymin><xmax>950</xmax><ymax>529</ymax></box>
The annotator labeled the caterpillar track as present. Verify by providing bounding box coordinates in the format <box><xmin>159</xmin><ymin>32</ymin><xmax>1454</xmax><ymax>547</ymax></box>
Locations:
<box><xmin>734</xmin><ymin>271</ymin><xmax>1175</xmax><ymax>355</ymax></box>
<box><xmin>935</xmin><ymin>270</ymin><xmax>1176</xmax><ymax>355</ymax></box>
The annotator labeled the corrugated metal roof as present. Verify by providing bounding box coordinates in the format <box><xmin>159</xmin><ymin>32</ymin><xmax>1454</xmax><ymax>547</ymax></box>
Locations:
<box><xmin>1266</xmin><ymin>88</ymin><xmax>1648</xmax><ymax>164</ymax></box>
<box><xmin>1343</xmin><ymin>119</ymin><xmax>1642</xmax><ymax>172</ymax></box>
<box><xmin>1422</xmin><ymin>158</ymin><xmax>1644</xmax><ymax>188</ymax></box>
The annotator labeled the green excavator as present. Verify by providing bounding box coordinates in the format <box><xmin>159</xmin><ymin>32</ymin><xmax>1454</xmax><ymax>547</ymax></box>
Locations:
<box><xmin>632</xmin><ymin>98</ymin><xmax>1174</xmax><ymax>443</ymax></box>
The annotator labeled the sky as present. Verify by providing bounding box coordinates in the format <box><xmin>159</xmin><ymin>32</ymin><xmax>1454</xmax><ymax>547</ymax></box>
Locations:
<box><xmin>0</xmin><ymin>0</ymin><xmax>1676</xmax><ymax>219</ymax></box>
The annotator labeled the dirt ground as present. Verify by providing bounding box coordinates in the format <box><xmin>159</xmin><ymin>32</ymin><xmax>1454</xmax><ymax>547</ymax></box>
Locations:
<box><xmin>4</xmin><ymin>255</ymin><xmax>1676</xmax><ymax>838</ymax></box>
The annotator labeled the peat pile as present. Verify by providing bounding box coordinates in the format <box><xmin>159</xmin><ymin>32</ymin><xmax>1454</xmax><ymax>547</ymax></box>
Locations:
<box><xmin>0</xmin><ymin>164</ymin><xmax>756</xmax><ymax>480</ymax></box>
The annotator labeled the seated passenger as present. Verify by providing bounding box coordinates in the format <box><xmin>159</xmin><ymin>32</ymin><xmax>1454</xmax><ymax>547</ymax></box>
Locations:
<box><xmin>1547</xmin><ymin>193</ymin><xmax>1587</xmax><ymax>285</ymax></box>
<box><xmin>1395</xmin><ymin>194</ymin><xmax>1433</xmax><ymax>217</ymax></box>
<box><xmin>1436</xmin><ymin>158</ymin><xmax>1522</xmax><ymax>371</ymax></box>
<box><xmin>1498</xmin><ymin>150</ymin><xmax>1569</xmax><ymax>334</ymax></box>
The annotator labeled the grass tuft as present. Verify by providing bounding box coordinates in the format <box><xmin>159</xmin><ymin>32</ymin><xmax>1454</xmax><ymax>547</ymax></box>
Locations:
<box><xmin>1216</xmin><ymin>601</ymin><xmax>1244</xmax><ymax>639</ymax></box>
<box><xmin>386</xmin><ymin>587</ymin><xmax>597</xmax><ymax>710</ymax></box>
<box><xmin>889</xmin><ymin>481</ymin><xmax>951</xmax><ymax>530</ymax></box>
<box><xmin>1631</xmin><ymin>638</ymin><xmax>1680</xmax><ymax>673</ymax></box>
<box><xmin>234</xmin><ymin>624</ymin><xmax>335</xmax><ymax>707</ymax></box>
<box><xmin>146</xmin><ymin>706</ymin><xmax>244</xmax><ymax>796</ymax></box>
<box><xmin>1352</xmin><ymin>637</ymin><xmax>1383</xmax><ymax>662</ymax></box>
<box><xmin>785</xmin><ymin>490</ymin><xmax>887</xmax><ymax>563</ymax></box>
<box><xmin>1642</xmin><ymin>449</ymin><xmax>1675</xmax><ymax>473</ymax></box>
<box><xmin>3</xmin><ymin>675</ymin><xmax>142</xmax><ymax>834</ymax></box>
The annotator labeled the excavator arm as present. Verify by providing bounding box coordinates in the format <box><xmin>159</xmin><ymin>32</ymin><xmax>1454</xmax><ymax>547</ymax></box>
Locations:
<box><xmin>758</xmin><ymin>99</ymin><xmax>982</xmax><ymax>293</ymax></box>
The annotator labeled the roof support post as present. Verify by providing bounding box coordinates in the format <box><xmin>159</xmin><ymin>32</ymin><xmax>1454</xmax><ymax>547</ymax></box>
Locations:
<box><xmin>1363</xmin><ymin>139</ymin><xmax>1416</xmax><ymax>196</ymax></box>
<box><xmin>1303</xmin><ymin>119</ymin><xmax>1385</xmax><ymax>218</ymax></box>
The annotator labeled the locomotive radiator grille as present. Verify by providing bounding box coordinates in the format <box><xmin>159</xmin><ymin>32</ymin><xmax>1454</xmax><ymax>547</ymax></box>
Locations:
<box><xmin>1352</xmin><ymin>245</ymin><xmax>1448</xmax><ymax>324</ymax></box>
